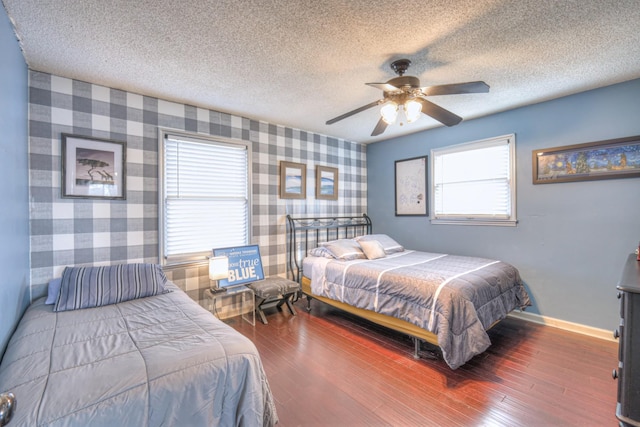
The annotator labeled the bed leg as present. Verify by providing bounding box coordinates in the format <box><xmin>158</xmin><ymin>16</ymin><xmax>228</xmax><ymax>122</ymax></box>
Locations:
<box><xmin>0</xmin><ymin>392</ymin><xmax>15</xmax><ymax>426</ymax></box>
<box><xmin>413</xmin><ymin>338</ymin><xmax>421</xmax><ymax>359</ymax></box>
<box><xmin>306</xmin><ymin>295</ymin><xmax>312</xmax><ymax>312</ymax></box>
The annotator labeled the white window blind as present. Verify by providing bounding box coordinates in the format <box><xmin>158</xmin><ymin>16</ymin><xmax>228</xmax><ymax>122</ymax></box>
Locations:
<box><xmin>431</xmin><ymin>134</ymin><xmax>516</xmax><ymax>226</ymax></box>
<box><xmin>160</xmin><ymin>131</ymin><xmax>250</xmax><ymax>264</ymax></box>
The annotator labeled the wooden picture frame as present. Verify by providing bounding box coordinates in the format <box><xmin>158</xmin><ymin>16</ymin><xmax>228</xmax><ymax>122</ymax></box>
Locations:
<box><xmin>315</xmin><ymin>165</ymin><xmax>338</xmax><ymax>200</ymax></box>
<box><xmin>279</xmin><ymin>161</ymin><xmax>307</xmax><ymax>199</ymax></box>
<box><xmin>395</xmin><ymin>155</ymin><xmax>428</xmax><ymax>216</ymax></box>
<box><xmin>532</xmin><ymin>135</ymin><xmax>640</xmax><ymax>184</ymax></box>
<box><xmin>61</xmin><ymin>133</ymin><xmax>126</xmax><ymax>199</ymax></box>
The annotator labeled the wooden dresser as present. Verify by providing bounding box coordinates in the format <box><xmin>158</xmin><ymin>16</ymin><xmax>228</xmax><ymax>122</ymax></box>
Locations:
<box><xmin>615</xmin><ymin>253</ymin><xmax>640</xmax><ymax>427</ymax></box>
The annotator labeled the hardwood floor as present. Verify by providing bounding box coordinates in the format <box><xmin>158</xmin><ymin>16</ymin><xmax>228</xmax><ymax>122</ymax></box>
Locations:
<box><xmin>228</xmin><ymin>298</ymin><xmax>619</xmax><ymax>426</ymax></box>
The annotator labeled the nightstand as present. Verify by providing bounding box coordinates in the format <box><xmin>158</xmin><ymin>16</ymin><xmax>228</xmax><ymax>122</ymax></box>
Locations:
<box><xmin>204</xmin><ymin>286</ymin><xmax>255</xmax><ymax>326</ymax></box>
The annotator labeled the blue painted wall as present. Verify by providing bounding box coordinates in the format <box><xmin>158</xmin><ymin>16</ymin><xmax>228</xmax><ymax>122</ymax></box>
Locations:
<box><xmin>367</xmin><ymin>79</ymin><xmax>640</xmax><ymax>331</ymax></box>
<box><xmin>0</xmin><ymin>7</ymin><xmax>30</xmax><ymax>356</ymax></box>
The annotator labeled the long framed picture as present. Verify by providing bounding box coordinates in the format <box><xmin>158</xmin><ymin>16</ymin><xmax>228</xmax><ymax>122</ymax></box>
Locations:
<box><xmin>280</xmin><ymin>161</ymin><xmax>307</xmax><ymax>199</ymax></box>
<box><xmin>532</xmin><ymin>135</ymin><xmax>640</xmax><ymax>184</ymax></box>
<box><xmin>61</xmin><ymin>134</ymin><xmax>126</xmax><ymax>199</ymax></box>
<box><xmin>316</xmin><ymin>165</ymin><xmax>338</xmax><ymax>200</ymax></box>
<box><xmin>395</xmin><ymin>155</ymin><xmax>428</xmax><ymax>216</ymax></box>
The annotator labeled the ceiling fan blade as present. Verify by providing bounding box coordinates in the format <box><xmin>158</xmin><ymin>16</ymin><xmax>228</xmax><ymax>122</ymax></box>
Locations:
<box><xmin>326</xmin><ymin>100</ymin><xmax>381</xmax><ymax>125</ymax></box>
<box><xmin>365</xmin><ymin>82</ymin><xmax>401</xmax><ymax>92</ymax></box>
<box><xmin>421</xmin><ymin>81</ymin><xmax>490</xmax><ymax>96</ymax></box>
<box><xmin>371</xmin><ymin>117</ymin><xmax>388</xmax><ymax>136</ymax></box>
<box><xmin>416</xmin><ymin>98</ymin><xmax>462</xmax><ymax>127</ymax></box>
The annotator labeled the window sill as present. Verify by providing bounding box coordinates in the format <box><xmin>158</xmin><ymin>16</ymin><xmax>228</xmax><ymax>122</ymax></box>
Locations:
<box><xmin>162</xmin><ymin>258</ymin><xmax>209</xmax><ymax>270</ymax></box>
<box><xmin>430</xmin><ymin>218</ymin><xmax>518</xmax><ymax>227</ymax></box>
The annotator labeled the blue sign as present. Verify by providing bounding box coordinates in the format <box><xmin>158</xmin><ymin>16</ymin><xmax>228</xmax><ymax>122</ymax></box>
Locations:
<box><xmin>213</xmin><ymin>245</ymin><xmax>264</xmax><ymax>287</ymax></box>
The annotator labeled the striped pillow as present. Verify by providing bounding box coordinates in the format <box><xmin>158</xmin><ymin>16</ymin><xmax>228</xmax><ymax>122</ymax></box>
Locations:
<box><xmin>54</xmin><ymin>263</ymin><xmax>168</xmax><ymax>312</ymax></box>
<box><xmin>320</xmin><ymin>239</ymin><xmax>366</xmax><ymax>261</ymax></box>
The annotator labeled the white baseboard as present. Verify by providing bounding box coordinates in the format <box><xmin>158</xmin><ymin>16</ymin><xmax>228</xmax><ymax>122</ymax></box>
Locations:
<box><xmin>508</xmin><ymin>310</ymin><xmax>616</xmax><ymax>342</ymax></box>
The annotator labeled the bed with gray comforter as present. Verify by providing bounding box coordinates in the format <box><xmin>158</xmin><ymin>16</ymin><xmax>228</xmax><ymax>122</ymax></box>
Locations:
<box><xmin>304</xmin><ymin>250</ymin><xmax>531</xmax><ymax>369</ymax></box>
<box><xmin>0</xmin><ymin>281</ymin><xmax>278</xmax><ymax>426</ymax></box>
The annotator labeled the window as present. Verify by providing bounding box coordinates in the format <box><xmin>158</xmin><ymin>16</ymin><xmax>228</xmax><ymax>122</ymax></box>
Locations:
<box><xmin>159</xmin><ymin>129</ymin><xmax>251</xmax><ymax>265</ymax></box>
<box><xmin>430</xmin><ymin>134</ymin><xmax>516</xmax><ymax>226</ymax></box>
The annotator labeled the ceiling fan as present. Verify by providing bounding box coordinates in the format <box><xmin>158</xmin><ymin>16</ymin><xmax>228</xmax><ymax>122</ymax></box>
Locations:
<box><xmin>326</xmin><ymin>59</ymin><xmax>489</xmax><ymax>136</ymax></box>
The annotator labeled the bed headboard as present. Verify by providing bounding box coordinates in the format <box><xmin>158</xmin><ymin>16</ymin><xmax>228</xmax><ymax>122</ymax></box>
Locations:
<box><xmin>286</xmin><ymin>214</ymin><xmax>372</xmax><ymax>282</ymax></box>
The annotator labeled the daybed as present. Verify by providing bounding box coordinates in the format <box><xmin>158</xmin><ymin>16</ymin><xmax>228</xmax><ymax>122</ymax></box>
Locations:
<box><xmin>287</xmin><ymin>214</ymin><xmax>531</xmax><ymax>369</ymax></box>
<box><xmin>0</xmin><ymin>263</ymin><xmax>277</xmax><ymax>426</ymax></box>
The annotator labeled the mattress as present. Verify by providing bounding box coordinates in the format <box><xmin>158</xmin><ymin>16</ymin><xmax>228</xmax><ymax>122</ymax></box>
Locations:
<box><xmin>303</xmin><ymin>250</ymin><xmax>531</xmax><ymax>369</ymax></box>
<box><xmin>0</xmin><ymin>282</ymin><xmax>278</xmax><ymax>426</ymax></box>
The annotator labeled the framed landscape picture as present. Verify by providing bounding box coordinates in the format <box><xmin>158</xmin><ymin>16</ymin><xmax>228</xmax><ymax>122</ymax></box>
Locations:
<box><xmin>315</xmin><ymin>165</ymin><xmax>338</xmax><ymax>200</ymax></box>
<box><xmin>279</xmin><ymin>161</ymin><xmax>307</xmax><ymax>199</ymax></box>
<box><xmin>532</xmin><ymin>135</ymin><xmax>640</xmax><ymax>184</ymax></box>
<box><xmin>61</xmin><ymin>134</ymin><xmax>126</xmax><ymax>199</ymax></box>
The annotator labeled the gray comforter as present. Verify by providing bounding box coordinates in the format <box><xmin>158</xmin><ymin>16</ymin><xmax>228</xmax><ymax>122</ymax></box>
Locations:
<box><xmin>0</xmin><ymin>282</ymin><xmax>278</xmax><ymax>426</ymax></box>
<box><xmin>304</xmin><ymin>250</ymin><xmax>531</xmax><ymax>369</ymax></box>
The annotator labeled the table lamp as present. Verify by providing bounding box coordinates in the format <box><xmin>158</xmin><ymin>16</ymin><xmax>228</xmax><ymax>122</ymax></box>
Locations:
<box><xmin>209</xmin><ymin>255</ymin><xmax>229</xmax><ymax>293</ymax></box>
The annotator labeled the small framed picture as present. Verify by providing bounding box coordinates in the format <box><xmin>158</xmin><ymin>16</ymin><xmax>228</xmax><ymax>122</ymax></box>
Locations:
<box><xmin>316</xmin><ymin>166</ymin><xmax>338</xmax><ymax>200</ymax></box>
<box><xmin>279</xmin><ymin>161</ymin><xmax>307</xmax><ymax>199</ymax></box>
<box><xmin>62</xmin><ymin>134</ymin><xmax>126</xmax><ymax>199</ymax></box>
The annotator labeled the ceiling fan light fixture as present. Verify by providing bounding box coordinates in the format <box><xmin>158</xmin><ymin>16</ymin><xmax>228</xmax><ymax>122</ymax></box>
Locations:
<box><xmin>325</xmin><ymin>58</ymin><xmax>489</xmax><ymax>136</ymax></box>
<box><xmin>380</xmin><ymin>102</ymin><xmax>398</xmax><ymax>124</ymax></box>
<box><xmin>404</xmin><ymin>99</ymin><xmax>422</xmax><ymax>123</ymax></box>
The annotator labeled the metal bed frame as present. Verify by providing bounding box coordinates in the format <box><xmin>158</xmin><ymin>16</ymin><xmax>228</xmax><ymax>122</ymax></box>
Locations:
<box><xmin>286</xmin><ymin>213</ymin><xmax>435</xmax><ymax>359</ymax></box>
<box><xmin>286</xmin><ymin>214</ymin><xmax>372</xmax><ymax>283</ymax></box>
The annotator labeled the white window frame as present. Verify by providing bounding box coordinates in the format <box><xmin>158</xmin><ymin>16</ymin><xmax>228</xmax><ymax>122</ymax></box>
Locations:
<box><xmin>430</xmin><ymin>134</ymin><xmax>517</xmax><ymax>226</ymax></box>
<box><xmin>158</xmin><ymin>128</ymin><xmax>252</xmax><ymax>266</ymax></box>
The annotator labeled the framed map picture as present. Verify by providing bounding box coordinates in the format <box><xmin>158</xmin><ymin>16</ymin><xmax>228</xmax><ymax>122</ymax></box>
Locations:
<box><xmin>395</xmin><ymin>156</ymin><xmax>428</xmax><ymax>216</ymax></box>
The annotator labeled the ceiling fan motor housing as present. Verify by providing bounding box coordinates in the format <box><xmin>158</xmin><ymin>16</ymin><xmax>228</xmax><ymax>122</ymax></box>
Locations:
<box><xmin>390</xmin><ymin>58</ymin><xmax>412</xmax><ymax>76</ymax></box>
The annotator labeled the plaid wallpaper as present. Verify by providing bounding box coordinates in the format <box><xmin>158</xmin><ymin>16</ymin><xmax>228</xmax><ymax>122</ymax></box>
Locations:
<box><xmin>28</xmin><ymin>70</ymin><xmax>367</xmax><ymax>301</ymax></box>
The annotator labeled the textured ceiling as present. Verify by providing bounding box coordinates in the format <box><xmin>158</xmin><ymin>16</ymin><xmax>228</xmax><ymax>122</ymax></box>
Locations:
<box><xmin>3</xmin><ymin>0</ymin><xmax>640</xmax><ymax>143</ymax></box>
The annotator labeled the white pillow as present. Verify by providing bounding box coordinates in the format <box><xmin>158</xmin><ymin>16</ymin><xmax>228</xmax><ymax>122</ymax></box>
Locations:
<box><xmin>355</xmin><ymin>234</ymin><xmax>404</xmax><ymax>254</ymax></box>
<box><xmin>359</xmin><ymin>240</ymin><xmax>386</xmax><ymax>260</ymax></box>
